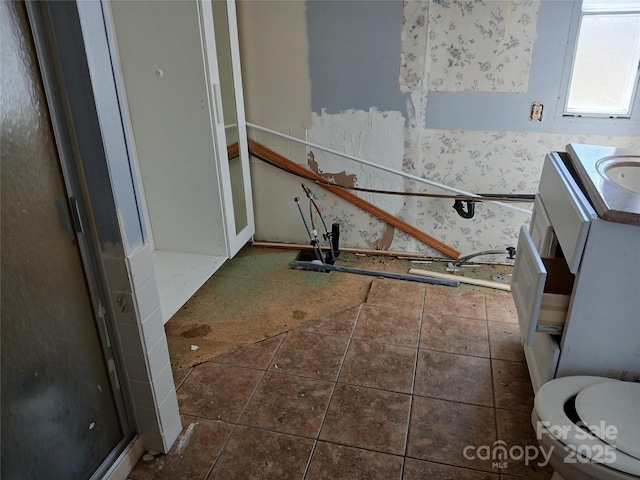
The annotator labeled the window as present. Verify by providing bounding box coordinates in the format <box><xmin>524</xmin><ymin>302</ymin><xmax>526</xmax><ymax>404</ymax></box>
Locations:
<box><xmin>565</xmin><ymin>0</ymin><xmax>640</xmax><ymax>117</ymax></box>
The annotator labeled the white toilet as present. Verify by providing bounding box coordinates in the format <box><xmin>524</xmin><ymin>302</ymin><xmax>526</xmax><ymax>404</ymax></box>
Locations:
<box><xmin>532</xmin><ymin>376</ymin><xmax>640</xmax><ymax>480</ymax></box>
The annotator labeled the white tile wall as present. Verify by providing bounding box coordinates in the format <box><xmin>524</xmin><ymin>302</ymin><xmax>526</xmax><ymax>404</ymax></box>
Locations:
<box><xmin>133</xmin><ymin>277</ymin><xmax>161</xmax><ymax>321</ymax></box>
<box><xmin>128</xmin><ymin>379</ymin><xmax>156</xmax><ymax>409</ymax></box>
<box><xmin>117</xmin><ymin>322</ymin><xmax>146</xmax><ymax>356</ymax></box>
<box><xmin>126</xmin><ymin>244</ymin><xmax>155</xmax><ymax>288</ymax></box>
<box><xmin>145</xmin><ymin>335</ymin><xmax>172</xmax><ymax>380</ymax></box>
<box><xmin>107</xmin><ymin>243</ymin><xmax>181</xmax><ymax>454</ymax></box>
<box><xmin>148</xmin><ymin>363</ymin><xmax>175</xmax><ymax>410</ymax></box>
<box><xmin>122</xmin><ymin>351</ymin><xmax>150</xmax><ymax>383</ymax></box>
<box><xmin>110</xmin><ymin>291</ymin><xmax>138</xmax><ymax>325</ymax></box>
<box><xmin>135</xmin><ymin>406</ymin><xmax>160</xmax><ymax>435</ymax></box>
<box><xmin>139</xmin><ymin>306</ymin><xmax>164</xmax><ymax>350</ymax></box>
<box><xmin>157</xmin><ymin>389</ymin><xmax>183</xmax><ymax>451</ymax></box>
<box><xmin>102</xmin><ymin>256</ymin><xmax>132</xmax><ymax>293</ymax></box>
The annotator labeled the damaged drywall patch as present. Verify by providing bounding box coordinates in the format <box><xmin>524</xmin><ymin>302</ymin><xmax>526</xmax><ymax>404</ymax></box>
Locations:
<box><xmin>307</xmin><ymin>146</ymin><xmax>396</xmax><ymax>244</ymax></box>
<box><xmin>308</xmin><ymin>108</ymin><xmax>408</xmax><ymax>250</ymax></box>
<box><xmin>308</xmin><ymin>151</ymin><xmax>357</xmax><ymax>188</ymax></box>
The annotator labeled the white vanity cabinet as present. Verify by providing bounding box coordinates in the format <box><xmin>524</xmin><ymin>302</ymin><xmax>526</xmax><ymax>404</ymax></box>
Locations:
<box><xmin>107</xmin><ymin>0</ymin><xmax>254</xmax><ymax>322</ymax></box>
<box><xmin>512</xmin><ymin>151</ymin><xmax>640</xmax><ymax>392</ymax></box>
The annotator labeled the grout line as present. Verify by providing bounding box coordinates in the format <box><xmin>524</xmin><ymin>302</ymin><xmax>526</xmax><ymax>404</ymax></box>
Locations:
<box><xmin>403</xmin><ymin>456</ymin><xmax>502</xmax><ymax>476</ymax></box>
<box><xmin>173</xmin><ymin>366</ymin><xmax>194</xmax><ymax>391</ymax></box>
<box><xmin>204</xmin><ymin>332</ymin><xmax>287</xmax><ymax>480</ymax></box>
<box><xmin>408</xmin><ymin>392</ymin><xmax>494</xmax><ymax>410</ymax></box>
<box><xmin>401</xmin><ymin>286</ymin><xmax>427</xmax><ymax>477</ymax></box>
<box><xmin>422</xmin><ymin>311</ymin><xmax>493</xmax><ymax>323</ymax></box>
<box><xmin>301</xmin><ymin>303</ymin><xmax>363</xmax><ymax>480</ymax></box>
<box><xmin>419</xmin><ymin>345</ymin><xmax>491</xmax><ymax>361</ymax></box>
<box><xmin>485</xmin><ymin>292</ymin><xmax>501</xmax><ymax>474</ymax></box>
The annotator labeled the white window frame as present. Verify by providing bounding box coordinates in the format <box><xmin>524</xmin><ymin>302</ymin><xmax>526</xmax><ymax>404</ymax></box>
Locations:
<box><xmin>557</xmin><ymin>1</ymin><xmax>640</xmax><ymax>122</ymax></box>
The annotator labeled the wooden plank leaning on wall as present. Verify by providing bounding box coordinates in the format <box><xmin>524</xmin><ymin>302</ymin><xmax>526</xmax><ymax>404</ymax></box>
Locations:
<box><xmin>247</xmin><ymin>140</ymin><xmax>461</xmax><ymax>259</ymax></box>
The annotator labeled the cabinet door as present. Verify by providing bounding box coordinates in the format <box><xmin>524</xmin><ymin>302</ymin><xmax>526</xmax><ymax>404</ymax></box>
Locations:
<box><xmin>199</xmin><ymin>0</ymin><xmax>254</xmax><ymax>257</ymax></box>
<box><xmin>512</xmin><ymin>226</ymin><xmax>547</xmax><ymax>347</ymax></box>
<box><xmin>524</xmin><ymin>333</ymin><xmax>560</xmax><ymax>392</ymax></box>
<box><xmin>530</xmin><ymin>196</ymin><xmax>555</xmax><ymax>257</ymax></box>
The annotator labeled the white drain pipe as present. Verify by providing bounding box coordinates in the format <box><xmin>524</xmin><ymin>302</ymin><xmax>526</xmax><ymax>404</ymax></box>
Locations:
<box><xmin>246</xmin><ymin>122</ymin><xmax>531</xmax><ymax>215</ymax></box>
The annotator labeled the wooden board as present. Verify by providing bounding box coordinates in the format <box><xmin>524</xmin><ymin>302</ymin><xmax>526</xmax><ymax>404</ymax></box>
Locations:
<box><xmin>408</xmin><ymin>268</ymin><xmax>511</xmax><ymax>291</ymax></box>
<box><xmin>248</xmin><ymin>140</ymin><xmax>461</xmax><ymax>259</ymax></box>
<box><xmin>251</xmin><ymin>241</ymin><xmax>430</xmax><ymax>258</ymax></box>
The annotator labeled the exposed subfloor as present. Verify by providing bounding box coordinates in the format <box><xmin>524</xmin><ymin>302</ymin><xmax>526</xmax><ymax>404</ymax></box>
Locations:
<box><xmin>129</xmin><ymin>262</ymin><xmax>553</xmax><ymax>480</ymax></box>
<box><xmin>164</xmin><ymin>246</ymin><xmax>515</xmax><ymax>370</ymax></box>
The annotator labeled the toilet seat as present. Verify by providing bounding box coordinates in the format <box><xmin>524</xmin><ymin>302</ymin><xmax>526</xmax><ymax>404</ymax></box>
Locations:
<box><xmin>575</xmin><ymin>381</ymin><xmax>640</xmax><ymax>461</ymax></box>
<box><xmin>534</xmin><ymin>376</ymin><xmax>640</xmax><ymax>476</ymax></box>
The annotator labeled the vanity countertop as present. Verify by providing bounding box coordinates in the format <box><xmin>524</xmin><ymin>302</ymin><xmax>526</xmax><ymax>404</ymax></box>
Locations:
<box><xmin>566</xmin><ymin>143</ymin><xmax>640</xmax><ymax>226</ymax></box>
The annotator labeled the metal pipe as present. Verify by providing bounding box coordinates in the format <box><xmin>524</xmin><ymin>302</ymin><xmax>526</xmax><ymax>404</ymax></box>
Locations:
<box><xmin>290</xmin><ymin>261</ymin><xmax>460</xmax><ymax>287</ymax></box>
<box><xmin>451</xmin><ymin>249</ymin><xmax>514</xmax><ymax>267</ymax></box>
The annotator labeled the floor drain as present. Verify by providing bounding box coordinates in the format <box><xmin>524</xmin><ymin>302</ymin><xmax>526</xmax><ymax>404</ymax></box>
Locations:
<box><xmin>492</xmin><ymin>273</ymin><xmax>510</xmax><ymax>284</ymax></box>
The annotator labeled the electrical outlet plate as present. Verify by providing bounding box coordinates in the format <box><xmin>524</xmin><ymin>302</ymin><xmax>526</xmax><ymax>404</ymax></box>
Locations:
<box><xmin>530</xmin><ymin>101</ymin><xmax>544</xmax><ymax>122</ymax></box>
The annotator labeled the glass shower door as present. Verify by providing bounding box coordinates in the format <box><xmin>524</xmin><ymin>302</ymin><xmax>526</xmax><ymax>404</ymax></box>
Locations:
<box><xmin>1</xmin><ymin>2</ymin><xmax>128</xmax><ymax>478</ymax></box>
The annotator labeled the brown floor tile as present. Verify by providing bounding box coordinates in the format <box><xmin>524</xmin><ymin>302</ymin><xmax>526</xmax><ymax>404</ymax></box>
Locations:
<box><xmin>162</xmin><ymin>262</ymin><xmax>543</xmax><ymax>480</ymax></box>
<box><xmin>320</xmin><ymin>383</ymin><xmax>411</xmax><ymax>455</ymax></box>
<box><xmin>297</xmin><ymin>305</ymin><xmax>360</xmax><ymax>337</ymax></box>
<box><xmin>488</xmin><ymin>323</ymin><xmax>525</xmax><ymax>363</ymax></box>
<box><xmin>210</xmin><ymin>334</ymin><xmax>285</xmax><ymax>369</ymax></box>
<box><xmin>208</xmin><ymin>425</ymin><xmax>314</xmax><ymax>480</ymax></box>
<box><xmin>353</xmin><ymin>305</ymin><xmax>421</xmax><ymax>347</ymax></box>
<box><xmin>239</xmin><ymin>372</ymin><xmax>333</xmax><ymax>437</ymax></box>
<box><xmin>339</xmin><ymin>339</ymin><xmax>417</xmax><ymax>393</ymax></box>
<box><xmin>496</xmin><ymin>409</ymin><xmax>555</xmax><ymax>479</ymax></box>
<box><xmin>423</xmin><ymin>287</ymin><xmax>486</xmax><ymax>320</ymax></box>
<box><xmin>172</xmin><ymin>366</ymin><xmax>193</xmax><ymax>390</ymax></box>
<box><xmin>403</xmin><ymin>457</ymin><xmax>499</xmax><ymax>480</ymax></box>
<box><xmin>306</xmin><ymin>441</ymin><xmax>403</xmax><ymax>480</ymax></box>
<box><xmin>366</xmin><ymin>279</ymin><xmax>425</xmax><ymax>311</ymax></box>
<box><xmin>492</xmin><ymin>360</ymin><xmax>534</xmax><ymax>413</ymax></box>
<box><xmin>414</xmin><ymin>350</ymin><xmax>493</xmax><ymax>407</ymax></box>
<box><xmin>129</xmin><ymin>415</ymin><xmax>232</xmax><ymax>480</ymax></box>
<box><xmin>485</xmin><ymin>293</ymin><xmax>518</xmax><ymax>324</ymax></box>
<box><xmin>407</xmin><ymin>396</ymin><xmax>497</xmax><ymax>472</ymax></box>
<box><xmin>421</xmin><ymin>313</ymin><xmax>489</xmax><ymax>357</ymax></box>
<box><xmin>176</xmin><ymin>363</ymin><xmax>262</xmax><ymax>422</ymax></box>
<box><xmin>269</xmin><ymin>331</ymin><xmax>349</xmax><ymax>381</ymax></box>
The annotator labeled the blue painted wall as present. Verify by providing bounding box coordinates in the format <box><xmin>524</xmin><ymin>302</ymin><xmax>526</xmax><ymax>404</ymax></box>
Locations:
<box><xmin>306</xmin><ymin>0</ymin><xmax>408</xmax><ymax>117</ymax></box>
<box><xmin>305</xmin><ymin>0</ymin><xmax>639</xmax><ymax>136</ymax></box>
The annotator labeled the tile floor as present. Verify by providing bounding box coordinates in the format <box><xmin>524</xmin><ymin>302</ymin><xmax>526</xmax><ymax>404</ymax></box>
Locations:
<box><xmin>129</xmin><ymin>280</ymin><xmax>554</xmax><ymax>480</ymax></box>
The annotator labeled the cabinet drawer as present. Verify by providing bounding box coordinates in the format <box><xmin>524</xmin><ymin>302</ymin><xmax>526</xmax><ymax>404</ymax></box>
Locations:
<box><xmin>512</xmin><ymin>226</ymin><xmax>573</xmax><ymax>346</ymax></box>
<box><xmin>538</xmin><ymin>153</ymin><xmax>594</xmax><ymax>273</ymax></box>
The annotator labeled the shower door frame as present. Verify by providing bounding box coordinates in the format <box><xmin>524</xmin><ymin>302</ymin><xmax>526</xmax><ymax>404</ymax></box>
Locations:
<box><xmin>25</xmin><ymin>2</ymin><xmax>140</xmax><ymax>478</ymax></box>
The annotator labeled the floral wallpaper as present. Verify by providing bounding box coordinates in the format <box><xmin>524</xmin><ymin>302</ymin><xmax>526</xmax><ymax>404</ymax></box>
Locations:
<box><xmin>251</xmin><ymin>123</ymin><xmax>639</xmax><ymax>259</ymax></box>
<box><xmin>304</xmin><ymin>130</ymin><xmax>640</xmax><ymax>258</ymax></box>
<box><xmin>399</xmin><ymin>0</ymin><xmax>430</xmax><ymax>92</ymax></box>
<box><xmin>425</xmin><ymin>0</ymin><xmax>540</xmax><ymax>92</ymax></box>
